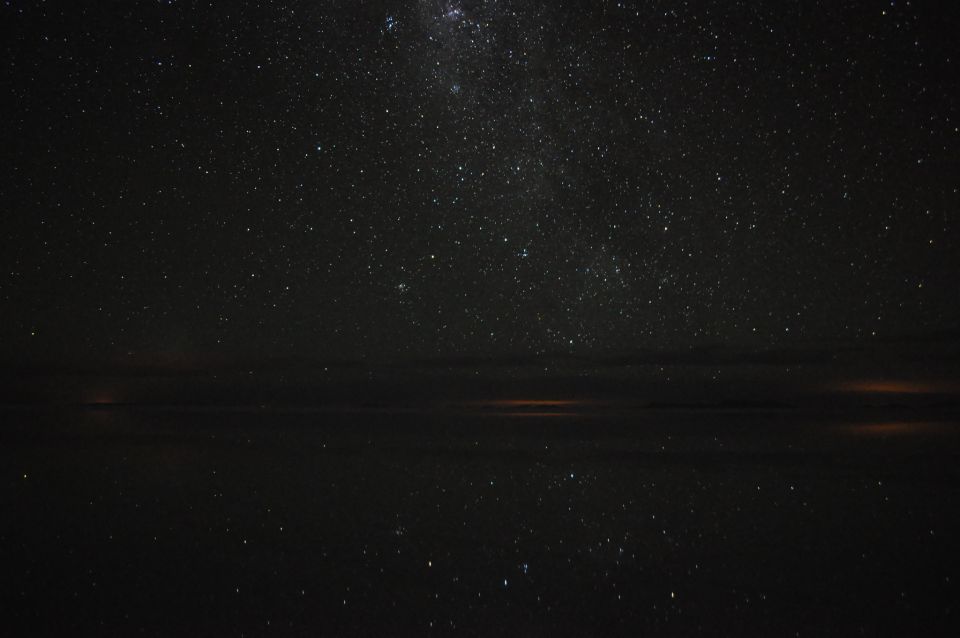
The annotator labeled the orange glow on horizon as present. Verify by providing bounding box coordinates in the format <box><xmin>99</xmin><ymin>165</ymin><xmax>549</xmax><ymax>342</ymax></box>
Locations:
<box><xmin>452</xmin><ymin>399</ymin><xmax>595</xmax><ymax>417</ymax></box>
<box><xmin>498</xmin><ymin>411</ymin><xmax>582</xmax><ymax>418</ymax></box>
<box><xmin>482</xmin><ymin>399</ymin><xmax>585</xmax><ymax>408</ymax></box>
<box><xmin>838</xmin><ymin>380</ymin><xmax>959</xmax><ymax>395</ymax></box>
<box><xmin>846</xmin><ymin>421</ymin><xmax>949</xmax><ymax>436</ymax></box>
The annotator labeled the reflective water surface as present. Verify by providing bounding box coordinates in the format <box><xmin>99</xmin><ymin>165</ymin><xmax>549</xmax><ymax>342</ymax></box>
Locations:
<box><xmin>2</xmin><ymin>406</ymin><xmax>958</xmax><ymax>636</ymax></box>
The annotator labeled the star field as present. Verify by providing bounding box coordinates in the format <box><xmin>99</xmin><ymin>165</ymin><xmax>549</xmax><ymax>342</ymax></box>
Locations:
<box><xmin>2</xmin><ymin>0</ymin><xmax>958</xmax><ymax>363</ymax></box>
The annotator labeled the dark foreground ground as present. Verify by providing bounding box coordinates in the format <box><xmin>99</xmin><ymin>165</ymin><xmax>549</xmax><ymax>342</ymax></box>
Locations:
<box><xmin>2</xmin><ymin>404</ymin><xmax>959</xmax><ymax>636</ymax></box>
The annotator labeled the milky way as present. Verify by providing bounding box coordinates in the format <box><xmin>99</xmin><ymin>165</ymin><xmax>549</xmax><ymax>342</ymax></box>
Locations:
<box><xmin>3</xmin><ymin>0</ymin><xmax>958</xmax><ymax>362</ymax></box>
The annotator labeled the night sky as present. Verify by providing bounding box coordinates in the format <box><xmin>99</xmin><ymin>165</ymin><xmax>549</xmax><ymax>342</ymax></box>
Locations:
<box><xmin>6</xmin><ymin>5</ymin><xmax>960</xmax><ymax>635</ymax></box>
<box><xmin>3</xmin><ymin>0</ymin><xmax>959</xmax><ymax>382</ymax></box>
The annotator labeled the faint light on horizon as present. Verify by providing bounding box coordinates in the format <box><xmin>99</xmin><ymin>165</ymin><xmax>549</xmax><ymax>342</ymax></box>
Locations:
<box><xmin>461</xmin><ymin>398</ymin><xmax>596</xmax><ymax>418</ymax></box>
<box><xmin>467</xmin><ymin>399</ymin><xmax>595</xmax><ymax>408</ymax></box>
<box><xmin>838</xmin><ymin>380</ymin><xmax>959</xmax><ymax>395</ymax></box>
<box><xmin>86</xmin><ymin>392</ymin><xmax>119</xmax><ymax>405</ymax></box>
<box><xmin>846</xmin><ymin>421</ymin><xmax>948</xmax><ymax>437</ymax></box>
